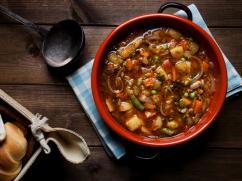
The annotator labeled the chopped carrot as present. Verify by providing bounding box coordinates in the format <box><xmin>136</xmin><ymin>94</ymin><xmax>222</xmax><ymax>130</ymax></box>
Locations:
<box><xmin>172</xmin><ymin>67</ymin><xmax>177</xmax><ymax>81</ymax></box>
<box><xmin>140</xmin><ymin>49</ymin><xmax>150</xmax><ymax>57</ymax></box>
<box><xmin>145</xmin><ymin>72</ymin><xmax>154</xmax><ymax>78</ymax></box>
<box><xmin>181</xmin><ymin>98</ymin><xmax>192</xmax><ymax>106</ymax></box>
<box><xmin>162</xmin><ymin>59</ymin><xmax>172</xmax><ymax>73</ymax></box>
<box><xmin>144</xmin><ymin>102</ymin><xmax>156</xmax><ymax>110</ymax></box>
<box><xmin>193</xmin><ymin>100</ymin><xmax>202</xmax><ymax>113</ymax></box>
<box><xmin>126</xmin><ymin>59</ymin><xmax>134</xmax><ymax>71</ymax></box>
<box><xmin>202</xmin><ymin>61</ymin><xmax>209</xmax><ymax>73</ymax></box>
<box><xmin>116</xmin><ymin>92</ymin><xmax>128</xmax><ymax>100</ymax></box>
<box><xmin>143</xmin><ymin>78</ymin><xmax>156</xmax><ymax>87</ymax></box>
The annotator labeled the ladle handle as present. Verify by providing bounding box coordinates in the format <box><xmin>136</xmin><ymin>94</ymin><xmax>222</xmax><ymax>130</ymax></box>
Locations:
<box><xmin>0</xmin><ymin>5</ymin><xmax>47</xmax><ymax>37</ymax></box>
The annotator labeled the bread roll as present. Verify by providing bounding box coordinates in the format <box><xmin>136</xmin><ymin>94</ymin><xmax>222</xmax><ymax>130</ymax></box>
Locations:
<box><xmin>0</xmin><ymin>122</ymin><xmax>27</xmax><ymax>181</ymax></box>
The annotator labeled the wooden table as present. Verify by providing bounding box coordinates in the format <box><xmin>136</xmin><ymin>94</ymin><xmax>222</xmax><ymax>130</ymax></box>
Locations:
<box><xmin>0</xmin><ymin>0</ymin><xmax>242</xmax><ymax>180</ymax></box>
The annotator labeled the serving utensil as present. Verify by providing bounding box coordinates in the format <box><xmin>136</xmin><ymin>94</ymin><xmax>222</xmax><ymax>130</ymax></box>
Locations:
<box><xmin>0</xmin><ymin>5</ymin><xmax>85</xmax><ymax>74</ymax></box>
<box><xmin>0</xmin><ymin>114</ymin><xmax>6</xmax><ymax>142</ymax></box>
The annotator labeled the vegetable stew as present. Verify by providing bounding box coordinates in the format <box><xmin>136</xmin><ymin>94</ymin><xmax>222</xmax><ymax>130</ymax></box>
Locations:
<box><xmin>99</xmin><ymin>28</ymin><xmax>215</xmax><ymax>138</ymax></box>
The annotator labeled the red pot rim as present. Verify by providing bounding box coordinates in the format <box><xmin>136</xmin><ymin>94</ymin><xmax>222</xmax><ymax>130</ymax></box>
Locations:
<box><xmin>91</xmin><ymin>14</ymin><xmax>227</xmax><ymax>147</ymax></box>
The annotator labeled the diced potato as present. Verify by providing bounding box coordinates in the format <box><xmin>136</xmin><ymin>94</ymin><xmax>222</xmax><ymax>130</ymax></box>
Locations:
<box><xmin>167</xmin><ymin>120</ymin><xmax>179</xmax><ymax>129</ymax></box>
<box><xmin>118</xmin><ymin>38</ymin><xmax>143</xmax><ymax>58</ymax></box>
<box><xmin>167</xmin><ymin>29</ymin><xmax>182</xmax><ymax>39</ymax></box>
<box><xmin>151</xmin><ymin>116</ymin><xmax>163</xmax><ymax>131</ymax></box>
<box><xmin>141</xmin><ymin>126</ymin><xmax>152</xmax><ymax>135</ymax></box>
<box><xmin>170</xmin><ymin>46</ymin><xmax>184</xmax><ymax>59</ymax></box>
<box><xmin>189</xmin><ymin>41</ymin><xmax>199</xmax><ymax>55</ymax></box>
<box><xmin>105</xmin><ymin>98</ymin><xmax>115</xmax><ymax>112</ymax></box>
<box><xmin>119</xmin><ymin>102</ymin><xmax>133</xmax><ymax>112</ymax></box>
<box><xmin>125</xmin><ymin>115</ymin><xmax>142</xmax><ymax>131</ymax></box>
<box><xmin>108</xmin><ymin>52</ymin><xmax>123</xmax><ymax>64</ymax></box>
<box><xmin>175</xmin><ymin>60</ymin><xmax>191</xmax><ymax>73</ymax></box>
<box><xmin>155</xmin><ymin>66</ymin><xmax>168</xmax><ymax>80</ymax></box>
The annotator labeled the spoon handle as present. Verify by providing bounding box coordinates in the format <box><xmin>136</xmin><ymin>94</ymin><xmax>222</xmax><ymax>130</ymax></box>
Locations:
<box><xmin>0</xmin><ymin>5</ymin><xmax>47</xmax><ymax>37</ymax></box>
<box><xmin>0</xmin><ymin>89</ymin><xmax>35</xmax><ymax>122</ymax></box>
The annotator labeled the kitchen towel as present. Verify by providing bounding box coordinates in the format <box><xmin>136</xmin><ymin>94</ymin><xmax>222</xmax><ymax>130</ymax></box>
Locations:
<box><xmin>67</xmin><ymin>4</ymin><xmax>242</xmax><ymax>159</ymax></box>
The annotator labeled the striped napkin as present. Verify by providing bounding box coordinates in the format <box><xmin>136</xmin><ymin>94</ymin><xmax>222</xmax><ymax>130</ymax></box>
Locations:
<box><xmin>67</xmin><ymin>4</ymin><xmax>242</xmax><ymax>159</ymax></box>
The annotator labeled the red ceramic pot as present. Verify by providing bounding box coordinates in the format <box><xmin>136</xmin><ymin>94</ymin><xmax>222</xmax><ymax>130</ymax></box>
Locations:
<box><xmin>91</xmin><ymin>2</ymin><xmax>227</xmax><ymax>147</ymax></box>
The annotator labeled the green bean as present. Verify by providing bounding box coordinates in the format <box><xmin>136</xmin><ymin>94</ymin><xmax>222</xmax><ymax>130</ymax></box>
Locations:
<box><xmin>130</xmin><ymin>95</ymin><xmax>144</xmax><ymax>111</ymax></box>
<box><xmin>161</xmin><ymin>128</ymin><xmax>175</xmax><ymax>136</ymax></box>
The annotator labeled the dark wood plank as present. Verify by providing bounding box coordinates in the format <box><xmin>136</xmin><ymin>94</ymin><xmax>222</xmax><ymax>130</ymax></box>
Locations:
<box><xmin>0</xmin><ymin>0</ymin><xmax>242</xmax><ymax>27</ymax></box>
<box><xmin>0</xmin><ymin>25</ymin><xmax>241</xmax><ymax>84</ymax></box>
<box><xmin>1</xmin><ymin>85</ymin><xmax>242</xmax><ymax>149</ymax></box>
<box><xmin>21</xmin><ymin>146</ymin><xmax>242</xmax><ymax>181</ymax></box>
<box><xmin>0</xmin><ymin>84</ymin><xmax>101</xmax><ymax>146</ymax></box>
<box><xmin>0</xmin><ymin>25</ymin><xmax>113</xmax><ymax>84</ymax></box>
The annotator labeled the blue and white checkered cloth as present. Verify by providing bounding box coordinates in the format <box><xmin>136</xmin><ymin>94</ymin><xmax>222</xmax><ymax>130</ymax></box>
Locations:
<box><xmin>67</xmin><ymin>4</ymin><xmax>242</xmax><ymax>159</ymax></box>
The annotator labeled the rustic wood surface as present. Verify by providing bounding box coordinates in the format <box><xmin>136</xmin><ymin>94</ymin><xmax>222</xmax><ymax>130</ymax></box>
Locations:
<box><xmin>0</xmin><ymin>0</ymin><xmax>242</xmax><ymax>181</ymax></box>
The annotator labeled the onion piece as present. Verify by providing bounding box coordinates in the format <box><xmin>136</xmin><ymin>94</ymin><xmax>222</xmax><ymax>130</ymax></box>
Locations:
<box><xmin>189</xmin><ymin>56</ymin><xmax>204</xmax><ymax>83</ymax></box>
<box><xmin>107</xmin><ymin>76</ymin><xmax>123</xmax><ymax>94</ymax></box>
<box><xmin>160</xmin><ymin>102</ymin><xmax>167</xmax><ymax>116</ymax></box>
<box><xmin>209</xmin><ymin>73</ymin><xmax>215</xmax><ymax>94</ymax></box>
<box><xmin>202</xmin><ymin>98</ymin><xmax>210</xmax><ymax>112</ymax></box>
<box><xmin>105</xmin><ymin>98</ymin><xmax>115</xmax><ymax>112</ymax></box>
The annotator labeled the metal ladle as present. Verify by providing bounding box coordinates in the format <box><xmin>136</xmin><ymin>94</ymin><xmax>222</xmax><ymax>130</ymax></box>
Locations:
<box><xmin>0</xmin><ymin>5</ymin><xmax>85</xmax><ymax>74</ymax></box>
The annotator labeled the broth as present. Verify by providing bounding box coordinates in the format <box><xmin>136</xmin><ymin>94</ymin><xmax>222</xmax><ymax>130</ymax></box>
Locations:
<box><xmin>99</xmin><ymin>28</ymin><xmax>214</xmax><ymax>138</ymax></box>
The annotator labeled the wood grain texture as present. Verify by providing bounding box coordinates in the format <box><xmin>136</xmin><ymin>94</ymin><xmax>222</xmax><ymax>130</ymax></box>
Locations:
<box><xmin>0</xmin><ymin>1</ymin><xmax>242</xmax><ymax>180</ymax></box>
<box><xmin>21</xmin><ymin>146</ymin><xmax>242</xmax><ymax>181</ymax></box>
<box><xmin>0</xmin><ymin>0</ymin><xmax>242</xmax><ymax>27</ymax></box>
<box><xmin>0</xmin><ymin>25</ymin><xmax>241</xmax><ymax>85</ymax></box>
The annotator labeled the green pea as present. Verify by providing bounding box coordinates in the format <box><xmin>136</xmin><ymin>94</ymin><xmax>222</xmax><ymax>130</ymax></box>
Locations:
<box><xmin>189</xmin><ymin>92</ymin><xmax>196</xmax><ymax>99</ymax></box>
<box><xmin>183</xmin><ymin>92</ymin><xmax>189</xmax><ymax>97</ymax></box>
<box><xmin>151</xmin><ymin>90</ymin><xmax>157</xmax><ymax>95</ymax></box>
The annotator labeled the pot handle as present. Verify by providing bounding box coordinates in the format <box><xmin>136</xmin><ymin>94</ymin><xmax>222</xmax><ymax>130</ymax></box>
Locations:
<box><xmin>158</xmin><ymin>2</ymin><xmax>193</xmax><ymax>21</ymax></box>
